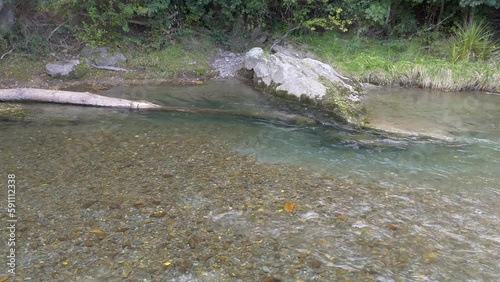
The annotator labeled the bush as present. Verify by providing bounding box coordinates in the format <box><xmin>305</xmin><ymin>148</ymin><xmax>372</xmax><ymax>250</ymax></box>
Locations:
<box><xmin>37</xmin><ymin>0</ymin><xmax>178</xmax><ymax>47</ymax></box>
<box><xmin>450</xmin><ymin>20</ymin><xmax>498</xmax><ymax>63</ymax></box>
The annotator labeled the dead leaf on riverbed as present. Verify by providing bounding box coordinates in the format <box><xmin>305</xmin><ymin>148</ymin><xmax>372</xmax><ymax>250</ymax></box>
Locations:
<box><xmin>424</xmin><ymin>251</ymin><xmax>438</xmax><ymax>263</ymax></box>
<box><xmin>388</xmin><ymin>224</ymin><xmax>399</xmax><ymax>231</ymax></box>
<box><xmin>89</xmin><ymin>229</ymin><xmax>106</xmax><ymax>238</ymax></box>
<box><xmin>284</xmin><ymin>202</ymin><xmax>297</xmax><ymax>213</ymax></box>
<box><xmin>0</xmin><ymin>276</ymin><xmax>10</xmax><ymax>282</ymax></box>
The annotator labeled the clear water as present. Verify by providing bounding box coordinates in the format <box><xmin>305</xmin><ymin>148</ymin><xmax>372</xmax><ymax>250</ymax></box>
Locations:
<box><xmin>1</xmin><ymin>80</ymin><xmax>499</xmax><ymax>281</ymax></box>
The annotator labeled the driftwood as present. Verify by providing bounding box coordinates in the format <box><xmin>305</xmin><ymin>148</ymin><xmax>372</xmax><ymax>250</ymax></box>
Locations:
<box><xmin>91</xmin><ymin>64</ymin><xmax>130</xmax><ymax>72</ymax></box>
<box><xmin>0</xmin><ymin>88</ymin><xmax>161</xmax><ymax>109</ymax></box>
<box><xmin>0</xmin><ymin>88</ymin><xmax>314</xmax><ymax>123</ymax></box>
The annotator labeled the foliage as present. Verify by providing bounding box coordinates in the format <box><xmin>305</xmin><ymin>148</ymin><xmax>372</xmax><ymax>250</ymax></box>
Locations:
<box><xmin>7</xmin><ymin>20</ymin><xmax>50</xmax><ymax>58</ymax></box>
<box><xmin>3</xmin><ymin>0</ymin><xmax>500</xmax><ymax>54</ymax></box>
<box><xmin>37</xmin><ymin>0</ymin><xmax>177</xmax><ymax>46</ymax></box>
<box><xmin>450</xmin><ymin>20</ymin><xmax>498</xmax><ymax>63</ymax></box>
<box><xmin>301</xmin><ymin>8</ymin><xmax>352</xmax><ymax>33</ymax></box>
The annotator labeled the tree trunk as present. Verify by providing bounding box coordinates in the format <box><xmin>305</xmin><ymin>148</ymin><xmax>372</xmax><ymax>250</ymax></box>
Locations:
<box><xmin>0</xmin><ymin>88</ymin><xmax>162</xmax><ymax>109</ymax></box>
<box><xmin>0</xmin><ymin>88</ymin><xmax>313</xmax><ymax>124</ymax></box>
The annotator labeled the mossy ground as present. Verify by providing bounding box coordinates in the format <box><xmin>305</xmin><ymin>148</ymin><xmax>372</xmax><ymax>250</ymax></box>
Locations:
<box><xmin>0</xmin><ymin>34</ymin><xmax>217</xmax><ymax>89</ymax></box>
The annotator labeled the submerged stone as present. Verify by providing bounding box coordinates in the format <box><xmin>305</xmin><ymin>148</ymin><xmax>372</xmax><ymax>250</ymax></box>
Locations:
<box><xmin>243</xmin><ymin>47</ymin><xmax>365</xmax><ymax>126</ymax></box>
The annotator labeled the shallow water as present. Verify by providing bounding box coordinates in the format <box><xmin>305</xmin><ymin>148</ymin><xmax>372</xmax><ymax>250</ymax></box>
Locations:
<box><xmin>1</xmin><ymin>81</ymin><xmax>499</xmax><ymax>281</ymax></box>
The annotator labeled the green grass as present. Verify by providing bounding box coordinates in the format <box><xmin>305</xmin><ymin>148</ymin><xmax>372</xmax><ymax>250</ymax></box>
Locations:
<box><xmin>0</xmin><ymin>31</ymin><xmax>218</xmax><ymax>85</ymax></box>
<box><xmin>293</xmin><ymin>31</ymin><xmax>500</xmax><ymax>92</ymax></box>
<box><xmin>0</xmin><ymin>55</ymin><xmax>47</xmax><ymax>81</ymax></box>
<box><xmin>123</xmin><ymin>35</ymin><xmax>216</xmax><ymax>80</ymax></box>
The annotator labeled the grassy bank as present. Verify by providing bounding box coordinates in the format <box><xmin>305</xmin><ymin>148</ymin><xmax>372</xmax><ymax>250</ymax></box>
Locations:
<box><xmin>294</xmin><ymin>32</ymin><xmax>500</xmax><ymax>92</ymax></box>
<box><xmin>2</xmin><ymin>27</ymin><xmax>499</xmax><ymax>93</ymax></box>
<box><xmin>0</xmin><ymin>32</ymin><xmax>217</xmax><ymax>89</ymax></box>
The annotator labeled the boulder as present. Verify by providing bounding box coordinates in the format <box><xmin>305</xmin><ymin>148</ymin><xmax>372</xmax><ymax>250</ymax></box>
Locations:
<box><xmin>46</xmin><ymin>60</ymin><xmax>87</xmax><ymax>79</ymax></box>
<box><xmin>0</xmin><ymin>4</ymin><xmax>15</xmax><ymax>37</ymax></box>
<box><xmin>243</xmin><ymin>47</ymin><xmax>365</xmax><ymax>126</ymax></box>
<box><xmin>81</xmin><ymin>46</ymin><xmax>127</xmax><ymax>66</ymax></box>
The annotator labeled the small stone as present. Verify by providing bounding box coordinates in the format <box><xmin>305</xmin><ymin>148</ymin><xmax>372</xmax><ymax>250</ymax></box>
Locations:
<box><xmin>297</xmin><ymin>251</ymin><xmax>310</xmax><ymax>259</ymax></box>
<box><xmin>188</xmin><ymin>237</ymin><xmax>197</xmax><ymax>249</ymax></box>
<box><xmin>81</xmin><ymin>201</ymin><xmax>95</xmax><ymax>209</ymax></box>
<box><xmin>150</xmin><ymin>211</ymin><xmax>167</xmax><ymax>218</ymax></box>
<box><xmin>133</xmin><ymin>200</ymin><xmax>145</xmax><ymax>208</ymax></box>
<box><xmin>260</xmin><ymin>276</ymin><xmax>282</xmax><ymax>282</ymax></box>
<box><xmin>311</xmin><ymin>260</ymin><xmax>322</xmax><ymax>268</ymax></box>
<box><xmin>295</xmin><ymin>263</ymin><xmax>305</xmax><ymax>269</ymax></box>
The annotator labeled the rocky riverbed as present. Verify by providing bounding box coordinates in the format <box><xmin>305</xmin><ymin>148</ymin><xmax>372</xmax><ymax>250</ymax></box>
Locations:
<box><xmin>2</xmin><ymin>105</ymin><xmax>498</xmax><ymax>281</ymax></box>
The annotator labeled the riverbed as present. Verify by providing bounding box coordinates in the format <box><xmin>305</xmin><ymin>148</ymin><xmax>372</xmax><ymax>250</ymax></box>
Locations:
<box><xmin>1</xmin><ymin>80</ymin><xmax>499</xmax><ymax>281</ymax></box>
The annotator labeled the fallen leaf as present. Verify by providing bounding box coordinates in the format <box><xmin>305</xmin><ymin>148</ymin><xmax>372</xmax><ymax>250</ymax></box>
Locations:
<box><xmin>336</xmin><ymin>214</ymin><xmax>347</xmax><ymax>221</ymax></box>
<box><xmin>424</xmin><ymin>251</ymin><xmax>438</xmax><ymax>263</ymax></box>
<box><xmin>283</xmin><ymin>202</ymin><xmax>297</xmax><ymax>213</ymax></box>
<box><xmin>388</xmin><ymin>224</ymin><xmax>399</xmax><ymax>231</ymax></box>
<box><xmin>163</xmin><ymin>261</ymin><xmax>172</xmax><ymax>268</ymax></box>
<box><xmin>0</xmin><ymin>276</ymin><xmax>10</xmax><ymax>282</ymax></box>
<box><xmin>89</xmin><ymin>229</ymin><xmax>106</xmax><ymax>237</ymax></box>
<box><xmin>260</xmin><ymin>276</ymin><xmax>282</xmax><ymax>282</ymax></box>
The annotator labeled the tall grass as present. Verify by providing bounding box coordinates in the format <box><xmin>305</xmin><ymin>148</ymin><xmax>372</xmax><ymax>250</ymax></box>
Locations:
<box><xmin>293</xmin><ymin>31</ymin><xmax>500</xmax><ymax>92</ymax></box>
<box><xmin>450</xmin><ymin>20</ymin><xmax>498</xmax><ymax>63</ymax></box>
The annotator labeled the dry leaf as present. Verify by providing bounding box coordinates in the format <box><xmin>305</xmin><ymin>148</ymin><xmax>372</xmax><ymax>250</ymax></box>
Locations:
<box><xmin>337</xmin><ymin>214</ymin><xmax>347</xmax><ymax>221</ymax></box>
<box><xmin>424</xmin><ymin>251</ymin><xmax>438</xmax><ymax>263</ymax></box>
<box><xmin>89</xmin><ymin>229</ymin><xmax>106</xmax><ymax>237</ymax></box>
<box><xmin>0</xmin><ymin>276</ymin><xmax>10</xmax><ymax>282</ymax></box>
<box><xmin>388</xmin><ymin>224</ymin><xmax>399</xmax><ymax>231</ymax></box>
<box><xmin>283</xmin><ymin>202</ymin><xmax>296</xmax><ymax>213</ymax></box>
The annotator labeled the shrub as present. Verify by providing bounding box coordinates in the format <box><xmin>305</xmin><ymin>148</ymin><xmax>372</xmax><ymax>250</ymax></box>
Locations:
<box><xmin>450</xmin><ymin>20</ymin><xmax>498</xmax><ymax>63</ymax></box>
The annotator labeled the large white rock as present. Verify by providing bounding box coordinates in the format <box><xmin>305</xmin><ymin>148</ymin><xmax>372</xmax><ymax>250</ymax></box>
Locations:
<box><xmin>46</xmin><ymin>60</ymin><xmax>80</xmax><ymax>76</ymax></box>
<box><xmin>244</xmin><ymin>47</ymin><xmax>364</xmax><ymax>125</ymax></box>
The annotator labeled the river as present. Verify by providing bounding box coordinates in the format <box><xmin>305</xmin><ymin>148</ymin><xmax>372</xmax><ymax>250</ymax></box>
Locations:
<box><xmin>0</xmin><ymin>80</ymin><xmax>498</xmax><ymax>281</ymax></box>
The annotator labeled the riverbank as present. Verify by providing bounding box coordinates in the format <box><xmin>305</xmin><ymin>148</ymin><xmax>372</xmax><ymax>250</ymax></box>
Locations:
<box><xmin>294</xmin><ymin>31</ymin><xmax>500</xmax><ymax>93</ymax></box>
<box><xmin>0</xmin><ymin>34</ymin><xmax>219</xmax><ymax>90</ymax></box>
<box><xmin>1</xmin><ymin>31</ymin><xmax>499</xmax><ymax>93</ymax></box>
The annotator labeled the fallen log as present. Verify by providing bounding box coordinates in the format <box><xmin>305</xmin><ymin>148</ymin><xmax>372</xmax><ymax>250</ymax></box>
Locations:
<box><xmin>0</xmin><ymin>88</ymin><xmax>161</xmax><ymax>109</ymax></box>
<box><xmin>0</xmin><ymin>88</ymin><xmax>315</xmax><ymax>124</ymax></box>
<box><xmin>91</xmin><ymin>64</ymin><xmax>130</xmax><ymax>72</ymax></box>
